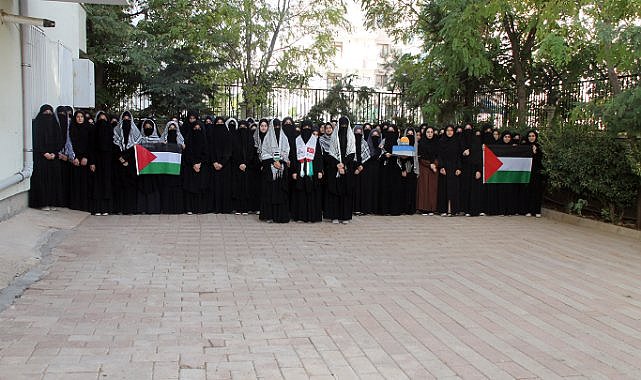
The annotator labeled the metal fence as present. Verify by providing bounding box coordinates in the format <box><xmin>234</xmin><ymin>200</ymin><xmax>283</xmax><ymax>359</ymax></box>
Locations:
<box><xmin>473</xmin><ymin>74</ymin><xmax>641</xmax><ymax>129</ymax></box>
<box><xmin>210</xmin><ymin>84</ymin><xmax>423</xmax><ymax>124</ymax></box>
<box><xmin>120</xmin><ymin>85</ymin><xmax>423</xmax><ymax>124</ymax></box>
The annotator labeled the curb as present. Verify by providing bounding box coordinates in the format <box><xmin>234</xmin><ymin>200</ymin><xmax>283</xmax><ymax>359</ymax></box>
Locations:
<box><xmin>543</xmin><ymin>208</ymin><xmax>641</xmax><ymax>241</ymax></box>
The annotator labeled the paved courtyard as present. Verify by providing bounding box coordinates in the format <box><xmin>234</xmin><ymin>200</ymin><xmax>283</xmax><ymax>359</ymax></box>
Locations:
<box><xmin>1</xmin><ymin>214</ymin><xmax>641</xmax><ymax>380</ymax></box>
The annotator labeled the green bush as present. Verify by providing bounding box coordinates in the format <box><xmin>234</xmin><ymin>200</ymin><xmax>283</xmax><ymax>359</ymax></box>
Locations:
<box><xmin>541</xmin><ymin>124</ymin><xmax>639</xmax><ymax>223</ymax></box>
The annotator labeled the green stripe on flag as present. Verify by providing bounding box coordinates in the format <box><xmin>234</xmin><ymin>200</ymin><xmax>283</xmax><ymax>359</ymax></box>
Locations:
<box><xmin>486</xmin><ymin>171</ymin><xmax>531</xmax><ymax>184</ymax></box>
<box><xmin>139</xmin><ymin>162</ymin><xmax>181</xmax><ymax>175</ymax></box>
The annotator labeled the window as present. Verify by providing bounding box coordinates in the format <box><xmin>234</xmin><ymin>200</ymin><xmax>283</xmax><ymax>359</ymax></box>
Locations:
<box><xmin>327</xmin><ymin>73</ymin><xmax>342</xmax><ymax>88</ymax></box>
<box><xmin>375</xmin><ymin>73</ymin><xmax>387</xmax><ymax>89</ymax></box>
<box><xmin>378</xmin><ymin>43</ymin><xmax>390</xmax><ymax>58</ymax></box>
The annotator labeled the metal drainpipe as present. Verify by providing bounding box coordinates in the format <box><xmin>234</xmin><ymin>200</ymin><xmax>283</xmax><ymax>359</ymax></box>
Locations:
<box><xmin>0</xmin><ymin>0</ymin><xmax>34</xmax><ymax>193</ymax></box>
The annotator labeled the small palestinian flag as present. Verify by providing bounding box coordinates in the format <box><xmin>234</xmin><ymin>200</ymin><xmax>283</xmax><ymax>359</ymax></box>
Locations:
<box><xmin>483</xmin><ymin>145</ymin><xmax>532</xmax><ymax>184</ymax></box>
<box><xmin>135</xmin><ymin>142</ymin><xmax>182</xmax><ymax>175</ymax></box>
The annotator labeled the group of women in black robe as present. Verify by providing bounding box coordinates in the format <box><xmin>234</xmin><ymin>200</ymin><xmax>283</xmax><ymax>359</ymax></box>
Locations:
<box><xmin>30</xmin><ymin>105</ymin><xmax>544</xmax><ymax>221</ymax></box>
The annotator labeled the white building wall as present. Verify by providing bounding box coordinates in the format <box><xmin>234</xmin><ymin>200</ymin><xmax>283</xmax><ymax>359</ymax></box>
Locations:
<box><xmin>0</xmin><ymin>0</ymin><xmax>28</xmax><ymax>202</ymax></box>
<box><xmin>0</xmin><ymin>0</ymin><xmax>89</xmax><ymax>208</ymax></box>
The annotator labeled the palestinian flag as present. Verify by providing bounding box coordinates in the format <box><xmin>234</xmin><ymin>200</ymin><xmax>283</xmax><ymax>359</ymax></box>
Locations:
<box><xmin>483</xmin><ymin>145</ymin><xmax>532</xmax><ymax>184</ymax></box>
<box><xmin>135</xmin><ymin>142</ymin><xmax>182</xmax><ymax>175</ymax></box>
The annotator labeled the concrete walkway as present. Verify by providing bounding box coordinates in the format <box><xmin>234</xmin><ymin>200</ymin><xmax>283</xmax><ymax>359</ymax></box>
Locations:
<box><xmin>0</xmin><ymin>212</ymin><xmax>640</xmax><ymax>379</ymax></box>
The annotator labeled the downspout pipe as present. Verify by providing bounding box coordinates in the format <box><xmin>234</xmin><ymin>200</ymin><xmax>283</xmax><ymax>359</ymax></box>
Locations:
<box><xmin>0</xmin><ymin>0</ymin><xmax>33</xmax><ymax>193</ymax></box>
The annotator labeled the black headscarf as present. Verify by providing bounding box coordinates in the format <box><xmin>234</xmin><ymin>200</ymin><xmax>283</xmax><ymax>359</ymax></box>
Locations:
<box><xmin>437</xmin><ymin>126</ymin><xmax>461</xmax><ymax>168</ymax></box>
<box><xmin>367</xmin><ymin>128</ymin><xmax>382</xmax><ymax>159</ymax></box>
<box><xmin>34</xmin><ymin>104</ymin><xmax>63</xmax><ymax>154</ymax></box>
<box><xmin>69</xmin><ymin>110</ymin><xmax>90</xmax><ymax>158</ymax></box>
<box><xmin>300</xmin><ymin>119</ymin><xmax>313</xmax><ymax>142</ymax></box>
<box><xmin>382</xmin><ymin>123</ymin><xmax>398</xmax><ymax>154</ymax></box>
<box><xmin>418</xmin><ymin>126</ymin><xmax>438</xmax><ymax>161</ymax></box>
<box><xmin>95</xmin><ymin>111</ymin><xmax>113</xmax><ymax>152</ymax></box>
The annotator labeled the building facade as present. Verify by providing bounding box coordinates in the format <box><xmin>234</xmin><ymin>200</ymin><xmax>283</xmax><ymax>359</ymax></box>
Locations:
<box><xmin>0</xmin><ymin>0</ymin><xmax>122</xmax><ymax>220</ymax></box>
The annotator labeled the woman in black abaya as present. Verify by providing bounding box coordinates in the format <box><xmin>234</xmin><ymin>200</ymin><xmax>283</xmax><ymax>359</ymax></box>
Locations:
<box><xmin>352</xmin><ymin>125</ymin><xmax>371</xmax><ymax>215</ymax></box>
<box><xmin>112</xmin><ymin>111</ymin><xmax>141</xmax><ymax>214</ymax></box>
<box><xmin>363</xmin><ymin>127</ymin><xmax>382</xmax><ymax>215</ymax></box>
<box><xmin>231</xmin><ymin>119</ymin><xmax>257</xmax><ymax>214</ymax></box>
<box><xmin>136</xmin><ymin>119</ymin><xmax>162</xmax><ymax>214</ymax></box>
<box><xmin>209</xmin><ymin>116</ymin><xmax>233</xmax><ymax>213</ymax></box>
<box><xmin>182</xmin><ymin>120</ymin><xmax>210</xmax><ymax>214</ymax></box>
<box><xmin>399</xmin><ymin>127</ymin><xmax>418</xmax><ymax>214</ymax></box>
<box><xmin>56</xmin><ymin>106</ymin><xmax>73</xmax><ymax>208</ymax></box>
<box><xmin>437</xmin><ymin>125</ymin><xmax>462</xmax><ymax>216</ymax></box>
<box><xmin>68</xmin><ymin>110</ymin><xmax>92</xmax><ymax>211</ymax></box>
<box><xmin>259</xmin><ymin>118</ymin><xmax>291</xmax><ymax>223</ymax></box>
<box><xmin>322</xmin><ymin>116</ymin><xmax>356</xmax><ymax>223</ymax></box>
<box><xmin>291</xmin><ymin>119</ymin><xmax>324</xmax><ymax>222</ymax></box>
<box><xmin>524</xmin><ymin>130</ymin><xmax>544</xmax><ymax>217</ymax></box>
<box><xmin>378</xmin><ymin>123</ymin><xmax>402</xmax><ymax>216</ymax></box>
<box><xmin>91</xmin><ymin>111</ymin><xmax>114</xmax><ymax>215</ymax></box>
<box><xmin>30</xmin><ymin>104</ymin><xmax>64</xmax><ymax>210</ymax></box>
<box><xmin>250</xmin><ymin>119</ymin><xmax>269</xmax><ymax>213</ymax></box>
<box><xmin>159</xmin><ymin>121</ymin><xmax>185</xmax><ymax>214</ymax></box>
<box><xmin>496</xmin><ymin>131</ymin><xmax>518</xmax><ymax>215</ymax></box>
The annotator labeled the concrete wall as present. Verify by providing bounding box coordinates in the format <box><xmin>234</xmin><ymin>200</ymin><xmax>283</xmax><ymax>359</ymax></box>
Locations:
<box><xmin>27</xmin><ymin>1</ymin><xmax>86</xmax><ymax>57</ymax></box>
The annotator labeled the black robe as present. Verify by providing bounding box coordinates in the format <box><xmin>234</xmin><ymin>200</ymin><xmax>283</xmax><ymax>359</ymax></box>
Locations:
<box><xmin>182</xmin><ymin>127</ymin><xmax>210</xmax><ymax>214</ymax></box>
<box><xmin>231</xmin><ymin>128</ymin><xmax>257</xmax><ymax>213</ymax></box>
<box><xmin>160</xmin><ymin>130</ymin><xmax>184</xmax><ymax>214</ymax></box>
<box><xmin>113</xmin><ymin>125</ymin><xmax>138</xmax><ymax>215</ymax></box>
<box><xmin>353</xmin><ymin>134</ymin><xmax>368</xmax><ymax>214</ymax></box>
<box><xmin>378</xmin><ymin>131</ymin><xmax>402</xmax><ymax>215</ymax></box>
<box><xmin>29</xmin><ymin>109</ymin><xmax>64</xmax><ymax>209</ymax></box>
<box><xmin>259</xmin><ymin>130</ymin><xmax>291</xmax><ymax>223</ymax></box>
<box><xmin>362</xmin><ymin>136</ymin><xmax>381</xmax><ymax>215</ymax></box>
<box><xmin>525</xmin><ymin>141</ymin><xmax>544</xmax><ymax>215</ymax></box>
<box><xmin>91</xmin><ymin>119</ymin><xmax>114</xmax><ymax>214</ymax></box>
<box><xmin>291</xmin><ymin>132</ymin><xmax>324</xmax><ymax>222</ymax></box>
<box><xmin>323</xmin><ymin>127</ymin><xmax>356</xmax><ymax>221</ymax></box>
<box><xmin>437</xmin><ymin>134</ymin><xmax>462</xmax><ymax>214</ymax></box>
<box><xmin>399</xmin><ymin>156</ymin><xmax>417</xmax><ymax>214</ymax></box>
<box><xmin>68</xmin><ymin>118</ymin><xmax>92</xmax><ymax>211</ymax></box>
<box><xmin>207</xmin><ymin>124</ymin><xmax>233</xmax><ymax>213</ymax></box>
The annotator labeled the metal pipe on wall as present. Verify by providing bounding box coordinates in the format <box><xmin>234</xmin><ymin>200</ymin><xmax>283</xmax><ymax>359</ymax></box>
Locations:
<box><xmin>0</xmin><ymin>0</ymin><xmax>34</xmax><ymax>193</ymax></box>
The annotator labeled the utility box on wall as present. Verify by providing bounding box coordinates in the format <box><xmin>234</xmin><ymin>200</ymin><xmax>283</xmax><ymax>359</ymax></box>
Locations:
<box><xmin>73</xmin><ymin>59</ymin><xmax>95</xmax><ymax>108</ymax></box>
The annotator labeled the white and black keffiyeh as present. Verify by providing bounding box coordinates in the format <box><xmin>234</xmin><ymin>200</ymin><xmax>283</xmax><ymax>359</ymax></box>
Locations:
<box><xmin>139</xmin><ymin>119</ymin><xmax>161</xmax><ymax>144</ymax></box>
<box><xmin>327</xmin><ymin>116</ymin><xmax>356</xmax><ymax>163</ymax></box>
<box><xmin>161</xmin><ymin>121</ymin><xmax>185</xmax><ymax>145</ymax></box>
<box><xmin>113</xmin><ymin>110</ymin><xmax>142</xmax><ymax>151</ymax></box>
<box><xmin>260</xmin><ymin>120</ymin><xmax>291</xmax><ymax>180</ymax></box>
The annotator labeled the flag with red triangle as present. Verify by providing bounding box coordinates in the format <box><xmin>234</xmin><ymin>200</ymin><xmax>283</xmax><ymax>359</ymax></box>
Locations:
<box><xmin>135</xmin><ymin>143</ymin><xmax>182</xmax><ymax>175</ymax></box>
<box><xmin>483</xmin><ymin>145</ymin><xmax>532</xmax><ymax>183</ymax></box>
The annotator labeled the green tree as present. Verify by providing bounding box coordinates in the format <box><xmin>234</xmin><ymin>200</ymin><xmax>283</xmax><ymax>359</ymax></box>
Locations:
<box><xmin>211</xmin><ymin>0</ymin><xmax>349</xmax><ymax>117</ymax></box>
<box><xmin>86</xmin><ymin>5</ymin><xmax>144</xmax><ymax>111</ymax></box>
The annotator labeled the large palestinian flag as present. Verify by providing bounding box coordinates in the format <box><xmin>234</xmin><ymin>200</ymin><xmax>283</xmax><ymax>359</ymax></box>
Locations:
<box><xmin>135</xmin><ymin>142</ymin><xmax>182</xmax><ymax>175</ymax></box>
<box><xmin>483</xmin><ymin>144</ymin><xmax>532</xmax><ymax>184</ymax></box>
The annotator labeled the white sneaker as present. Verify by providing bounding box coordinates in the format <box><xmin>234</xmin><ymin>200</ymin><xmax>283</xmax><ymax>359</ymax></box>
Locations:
<box><xmin>535</xmin><ymin>214</ymin><xmax>542</xmax><ymax>218</ymax></box>
<box><xmin>242</xmin><ymin>212</ymin><xmax>248</xmax><ymax>215</ymax></box>
<box><xmin>525</xmin><ymin>213</ymin><xmax>532</xmax><ymax>217</ymax></box>
<box><xmin>465</xmin><ymin>213</ymin><xmax>471</xmax><ymax>217</ymax></box>
<box><xmin>341</xmin><ymin>220</ymin><xmax>349</xmax><ymax>224</ymax></box>
<box><xmin>440</xmin><ymin>213</ymin><xmax>447</xmax><ymax>217</ymax></box>
<box><xmin>50</xmin><ymin>207</ymin><xmax>57</xmax><ymax>211</ymax></box>
<box><xmin>95</xmin><ymin>213</ymin><xmax>103</xmax><ymax>216</ymax></box>
<box><xmin>421</xmin><ymin>213</ymin><xmax>428</xmax><ymax>216</ymax></box>
<box><xmin>41</xmin><ymin>206</ymin><xmax>50</xmax><ymax>211</ymax></box>
<box><xmin>235</xmin><ymin>212</ymin><xmax>241</xmax><ymax>215</ymax></box>
<box><xmin>428</xmin><ymin>212</ymin><xmax>434</xmax><ymax>216</ymax></box>
<box><xmin>332</xmin><ymin>219</ymin><xmax>339</xmax><ymax>224</ymax></box>
<box><xmin>103</xmin><ymin>213</ymin><xmax>109</xmax><ymax>216</ymax></box>
<box><xmin>187</xmin><ymin>211</ymin><xmax>193</xmax><ymax>215</ymax></box>
<box><xmin>479</xmin><ymin>213</ymin><xmax>486</xmax><ymax>216</ymax></box>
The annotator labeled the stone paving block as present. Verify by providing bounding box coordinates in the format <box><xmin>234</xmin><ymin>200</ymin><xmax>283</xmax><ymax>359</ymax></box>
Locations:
<box><xmin>1</xmin><ymin>214</ymin><xmax>641</xmax><ymax>379</ymax></box>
